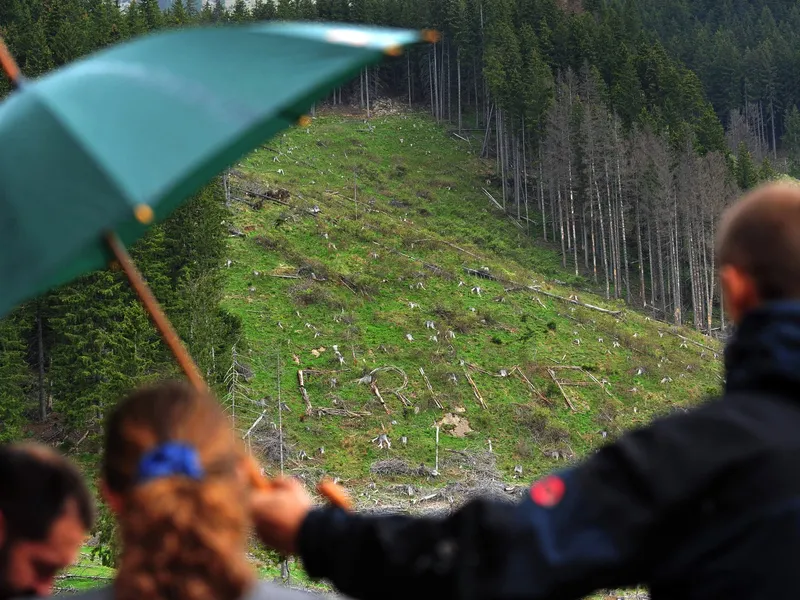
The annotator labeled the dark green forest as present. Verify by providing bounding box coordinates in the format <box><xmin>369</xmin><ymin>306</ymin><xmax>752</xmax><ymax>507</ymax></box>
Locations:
<box><xmin>0</xmin><ymin>0</ymin><xmax>795</xmax><ymax>444</ymax></box>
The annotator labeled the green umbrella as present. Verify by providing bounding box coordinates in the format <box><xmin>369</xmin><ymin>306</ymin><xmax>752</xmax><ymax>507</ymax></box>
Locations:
<box><xmin>0</xmin><ymin>22</ymin><xmax>432</xmax><ymax>390</ymax></box>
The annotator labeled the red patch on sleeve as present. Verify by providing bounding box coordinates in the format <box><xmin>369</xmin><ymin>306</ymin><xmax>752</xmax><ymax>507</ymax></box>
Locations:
<box><xmin>530</xmin><ymin>475</ymin><xmax>566</xmax><ymax>507</ymax></box>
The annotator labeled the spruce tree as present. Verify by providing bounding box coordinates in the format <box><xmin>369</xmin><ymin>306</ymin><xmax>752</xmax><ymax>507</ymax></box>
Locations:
<box><xmin>0</xmin><ymin>310</ymin><xmax>30</xmax><ymax>442</ymax></box>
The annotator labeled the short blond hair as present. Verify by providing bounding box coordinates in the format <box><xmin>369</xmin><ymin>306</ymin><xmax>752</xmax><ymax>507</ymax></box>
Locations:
<box><xmin>717</xmin><ymin>180</ymin><xmax>800</xmax><ymax>300</ymax></box>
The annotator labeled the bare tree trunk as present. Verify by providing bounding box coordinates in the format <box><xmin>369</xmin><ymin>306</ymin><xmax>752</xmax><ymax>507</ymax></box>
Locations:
<box><xmin>604</xmin><ymin>157</ymin><xmax>618</xmax><ymax>297</ymax></box>
<box><xmin>447</xmin><ymin>40</ymin><xmax>452</xmax><ymax>123</ymax></box>
<box><xmin>433</xmin><ymin>44</ymin><xmax>440</xmax><ymax>122</ymax></box>
<box><xmin>516</xmin><ymin>136</ymin><xmax>522</xmax><ymax>219</ymax></box>
<box><xmin>481</xmin><ymin>103</ymin><xmax>494</xmax><ymax>158</ymax></box>
<box><xmin>648</xmin><ymin>220</ymin><xmax>656</xmax><ymax>314</ymax></box>
<box><xmin>408</xmin><ymin>53</ymin><xmax>412</xmax><ymax>108</ymax></box>
<box><xmin>37</xmin><ymin>309</ymin><xmax>46</xmax><ymax>422</ymax></box>
<box><xmin>688</xmin><ymin>218</ymin><xmax>700</xmax><ymax>329</ymax></box>
<box><xmin>615</xmin><ymin>131</ymin><xmax>630</xmax><ymax>302</ymax></box>
<box><xmin>539</xmin><ymin>148</ymin><xmax>547</xmax><ymax>241</ymax></box>
<box><xmin>499</xmin><ymin>110</ymin><xmax>507</xmax><ymax>208</ymax></box>
<box><xmin>457</xmin><ymin>48</ymin><xmax>462</xmax><ymax>132</ymax></box>
<box><xmin>568</xmin><ymin>161</ymin><xmax>579</xmax><ymax>276</ymax></box>
<box><xmin>656</xmin><ymin>220</ymin><xmax>667</xmax><ymax>316</ymax></box>
<box><xmin>551</xmin><ymin>179</ymin><xmax>557</xmax><ymax>242</ymax></box>
<box><xmin>522</xmin><ymin>119</ymin><xmax>530</xmax><ymax>233</ymax></box>
<box><xmin>636</xmin><ymin>197</ymin><xmax>645</xmax><ymax>307</ymax></box>
<box><xmin>770</xmin><ymin>92</ymin><xmax>777</xmax><ymax>161</ymax></box>
<box><xmin>440</xmin><ymin>39</ymin><xmax>446</xmax><ymax>121</ymax></box>
<box><xmin>474</xmin><ymin>57</ymin><xmax>480</xmax><ymax>128</ymax></box>
<box><xmin>672</xmin><ymin>194</ymin><xmax>681</xmax><ymax>325</ymax></box>
<box><xmin>590</xmin><ymin>166</ymin><xmax>598</xmax><ymax>283</ymax></box>
<box><xmin>703</xmin><ymin>219</ymin><xmax>715</xmax><ymax>333</ymax></box>
<box><xmin>594</xmin><ymin>161</ymin><xmax>610</xmax><ymax>298</ymax></box>
<box><xmin>360</xmin><ymin>68</ymin><xmax>365</xmax><ymax>109</ymax></box>
<box><xmin>558</xmin><ymin>185</ymin><xmax>567</xmax><ymax>268</ymax></box>
<box><xmin>429</xmin><ymin>52</ymin><xmax>434</xmax><ymax>117</ymax></box>
<box><xmin>365</xmin><ymin>67</ymin><xmax>371</xmax><ymax>118</ymax></box>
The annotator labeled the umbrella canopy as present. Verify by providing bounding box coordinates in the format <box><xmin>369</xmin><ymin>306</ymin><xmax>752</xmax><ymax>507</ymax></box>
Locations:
<box><xmin>0</xmin><ymin>21</ymin><xmax>426</xmax><ymax>318</ymax></box>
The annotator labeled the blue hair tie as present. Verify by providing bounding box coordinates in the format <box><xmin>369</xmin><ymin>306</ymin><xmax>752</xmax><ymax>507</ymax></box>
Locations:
<box><xmin>137</xmin><ymin>442</ymin><xmax>205</xmax><ymax>483</ymax></box>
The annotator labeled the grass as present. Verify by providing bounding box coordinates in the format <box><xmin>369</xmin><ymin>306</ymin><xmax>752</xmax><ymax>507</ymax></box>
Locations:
<box><xmin>221</xmin><ymin>107</ymin><xmax>723</xmax><ymax>487</ymax></box>
<box><xmin>59</xmin><ymin>547</ymin><xmax>116</xmax><ymax>594</ymax></box>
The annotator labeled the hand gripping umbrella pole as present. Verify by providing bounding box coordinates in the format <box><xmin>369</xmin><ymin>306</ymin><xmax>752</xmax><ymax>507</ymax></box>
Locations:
<box><xmin>0</xmin><ymin>35</ymin><xmax>351</xmax><ymax>511</ymax></box>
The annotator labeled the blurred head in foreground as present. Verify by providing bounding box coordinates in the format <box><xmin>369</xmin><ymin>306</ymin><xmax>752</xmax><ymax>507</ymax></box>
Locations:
<box><xmin>101</xmin><ymin>381</ymin><xmax>255</xmax><ymax>600</ymax></box>
<box><xmin>0</xmin><ymin>443</ymin><xmax>94</xmax><ymax>599</ymax></box>
<box><xmin>718</xmin><ymin>179</ymin><xmax>800</xmax><ymax>323</ymax></box>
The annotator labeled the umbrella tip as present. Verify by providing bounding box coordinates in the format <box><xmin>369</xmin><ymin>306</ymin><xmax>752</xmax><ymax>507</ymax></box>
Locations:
<box><xmin>135</xmin><ymin>204</ymin><xmax>154</xmax><ymax>224</ymax></box>
<box><xmin>297</xmin><ymin>115</ymin><xmax>312</xmax><ymax>128</ymax></box>
<box><xmin>422</xmin><ymin>29</ymin><xmax>441</xmax><ymax>44</ymax></box>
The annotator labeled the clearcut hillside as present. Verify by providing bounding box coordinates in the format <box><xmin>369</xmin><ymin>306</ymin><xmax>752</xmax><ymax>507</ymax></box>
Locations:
<box><xmin>220</xmin><ymin>105</ymin><xmax>723</xmax><ymax>507</ymax></box>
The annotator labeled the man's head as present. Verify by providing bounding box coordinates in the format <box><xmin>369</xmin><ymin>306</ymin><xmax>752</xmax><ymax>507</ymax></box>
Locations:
<box><xmin>717</xmin><ymin>181</ymin><xmax>800</xmax><ymax>324</ymax></box>
<box><xmin>0</xmin><ymin>444</ymin><xmax>94</xmax><ymax>599</ymax></box>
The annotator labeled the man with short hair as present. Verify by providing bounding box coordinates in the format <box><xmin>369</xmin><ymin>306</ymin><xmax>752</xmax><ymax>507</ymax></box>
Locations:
<box><xmin>0</xmin><ymin>443</ymin><xmax>94</xmax><ymax>599</ymax></box>
<box><xmin>252</xmin><ymin>180</ymin><xmax>800</xmax><ymax>600</ymax></box>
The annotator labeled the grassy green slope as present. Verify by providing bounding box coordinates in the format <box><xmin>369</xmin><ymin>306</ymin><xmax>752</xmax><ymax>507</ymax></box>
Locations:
<box><xmin>222</xmin><ymin>108</ymin><xmax>723</xmax><ymax>494</ymax></box>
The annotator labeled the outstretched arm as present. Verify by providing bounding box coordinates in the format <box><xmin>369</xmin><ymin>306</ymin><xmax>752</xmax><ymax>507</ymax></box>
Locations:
<box><xmin>253</xmin><ymin>409</ymin><xmax>724</xmax><ymax>600</ymax></box>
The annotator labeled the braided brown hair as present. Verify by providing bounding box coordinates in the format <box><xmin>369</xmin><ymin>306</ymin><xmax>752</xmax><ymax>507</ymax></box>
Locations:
<box><xmin>102</xmin><ymin>381</ymin><xmax>255</xmax><ymax>600</ymax></box>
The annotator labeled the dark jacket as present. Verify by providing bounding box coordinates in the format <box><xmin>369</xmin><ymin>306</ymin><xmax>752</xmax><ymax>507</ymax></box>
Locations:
<box><xmin>297</xmin><ymin>302</ymin><xmax>800</xmax><ymax>600</ymax></box>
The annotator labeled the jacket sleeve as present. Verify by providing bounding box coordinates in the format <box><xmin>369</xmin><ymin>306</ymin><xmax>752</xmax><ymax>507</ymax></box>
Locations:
<box><xmin>297</xmin><ymin>409</ymin><xmax>728</xmax><ymax>600</ymax></box>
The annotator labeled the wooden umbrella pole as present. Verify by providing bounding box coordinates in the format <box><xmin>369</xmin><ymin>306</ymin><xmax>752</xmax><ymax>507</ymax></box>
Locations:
<box><xmin>105</xmin><ymin>232</ymin><xmax>207</xmax><ymax>392</ymax></box>
<box><xmin>0</xmin><ymin>36</ymin><xmax>23</xmax><ymax>86</ymax></box>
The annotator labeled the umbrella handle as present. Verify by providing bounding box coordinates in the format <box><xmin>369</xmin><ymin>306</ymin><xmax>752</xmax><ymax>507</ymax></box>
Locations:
<box><xmin>0</xmin><ymin>36</ymin><xmax>22</xmax><ymax>86</ymax></box>
<box><xmin>105</xmin><ymin>232</ymin><xmax>207</xmax><ymax>392</ymax></box>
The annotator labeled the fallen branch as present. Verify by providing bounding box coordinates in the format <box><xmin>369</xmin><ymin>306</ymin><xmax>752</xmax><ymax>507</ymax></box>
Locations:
<box><xmin>581</xmin><ymin>369</ymin><xmax>614</xmax><ymax>398</ymax></box>
<box><xmin>370</xmin><ymin>366</ymin><xmax>412</xmax><ymax>407</ymax></box>
<box><xmin>242</xmin><ymin>410</ymin><xmax>267</xmax><ymax>439</ymax></box>
<box><xmin>297</xmin><ymin>370</ymin><xmax>313</xmax><ymax>416</ymax></box>
<box><xmin>548</xmin><ymin>368</ymin><xmax>576</xmax><ymax>412</ymax></box>
<box><xmin>463</xmin><ymin>368</ymin><xmax>487</xmax><ymax>409</ymax></box>
<box><xmin>73</xmin><ymin>430</ymin><xmax>90</xmax><ymax>450</ymax></box>
<box><xmin>671</xmin><ymin>332</ymin><xmax>718</xmax><ymax>352</ymax></box>
<box><xmin>372</xmin><ymin>242</ymin><xmax>453</xmax><ymax>279</ymax></box>
<box><xmin>411</xmin><ymin>239</ymin><xmax>482</xmax><ymax>260</ymax></box>
<box><xmin>303</xmin><ymin>368</ymin><xmax>351</xmax><ymax>376</ymax></box>
<box><xmin>269</xmin><ymin>274</ymin><xmax>302</xmax><ymax>280</ymax></box>
<box><xmin>482</xmin><ymin>188</ymin><xmax>504</xmax><ymax>211</ymax></box>
<box><xmin>419</xmin><ymin>367</ymin><xmax>444</xmax><ymax>410</ymax></box>
<box><xmin>243</xmin><ymin>189</ymin><xmax>292</xmax><ymax>207</ymax></box>
<box><xmin>532</xmin><ymin>287</ymin><xmax>623</xmax><ymax>316</ymax></box>
<box><xmin>465</xmin><ymin>362</ymin><xmax>503</xmax><ymax>377</ymax></box>
<box><xmin>463</xmin><ymin>266</ymin><xmax>499</xmax><ymax>281</ymax></box>
<box><xmin>316</xmin><ymin>407</ymin><xmax>372</xmax><ymax>418</ymax></box>
<box><xmin>511</xmin><ymin>366</ymin><xmax>552</xmax><ymax>405</ymax></box>
<box><xmin>338</xmin><ymin>276</ymin><xmax>358</xmax><ymax>294</ymax></box>
<box><xmin>412</xmin><ymin>492</ymin><xmax>441</xmax><ymax>505</ymax></box>
<box><xmin>371</xmin><ymin>382</ymin><xmax>391</xmax><ymax>414</ymax></box>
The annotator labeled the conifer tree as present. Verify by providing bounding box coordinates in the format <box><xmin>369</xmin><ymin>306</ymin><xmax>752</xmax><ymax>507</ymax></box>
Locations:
<box><xmin>0</xmin><ymin>310</ymin><xmax>30</xmax><ymax>442</ymax></box>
